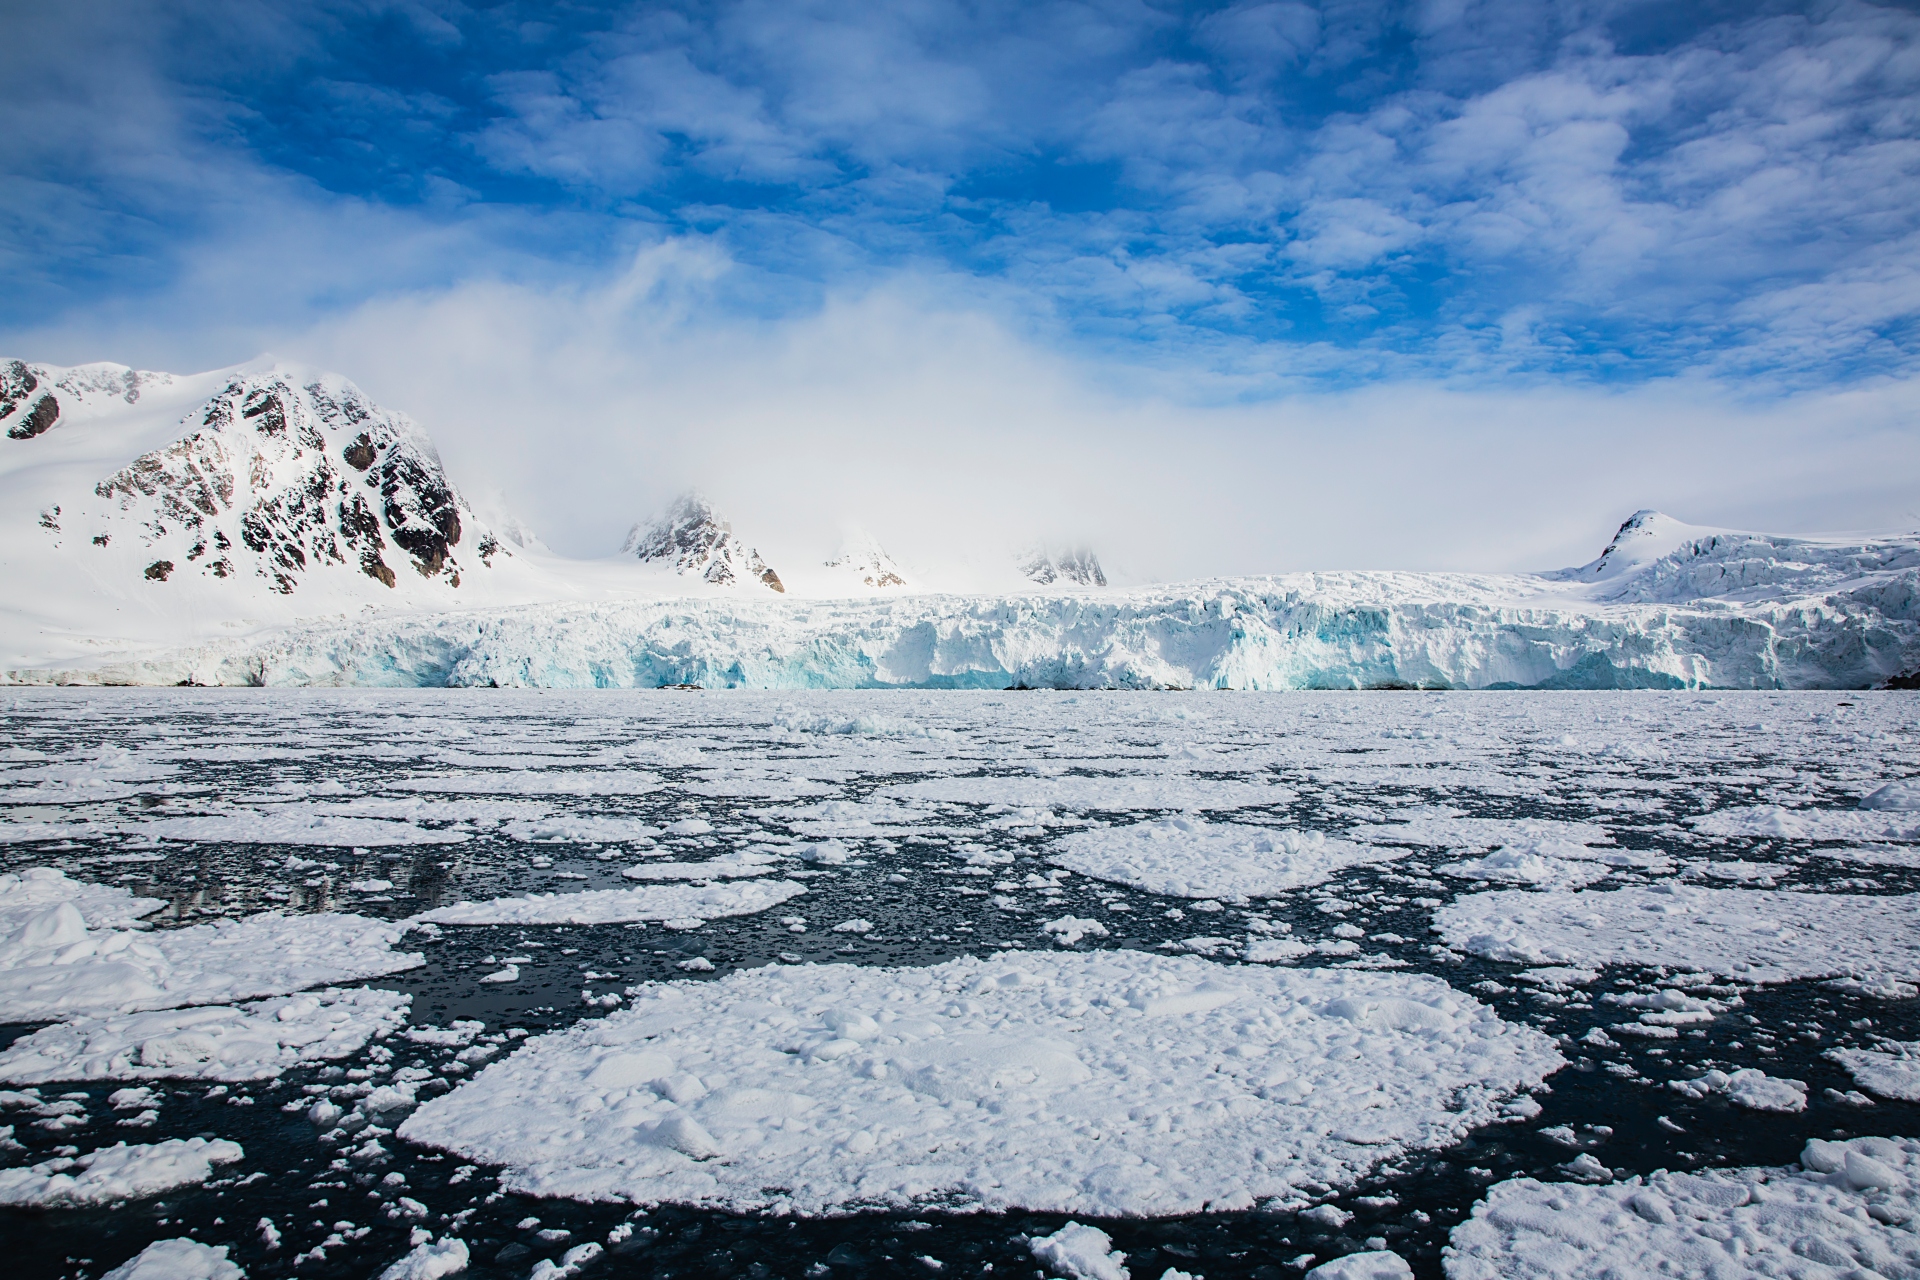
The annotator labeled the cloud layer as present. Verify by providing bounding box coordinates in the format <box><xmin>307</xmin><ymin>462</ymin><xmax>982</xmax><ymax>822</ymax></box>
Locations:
<box><xmin>3</xmin><ymin>1</ymin><xmax>1919</xmax><ymax>570</ymax></box>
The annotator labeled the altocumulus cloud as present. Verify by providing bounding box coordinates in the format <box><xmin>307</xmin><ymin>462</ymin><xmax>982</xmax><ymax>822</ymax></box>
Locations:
<box><xmin>3</xmin><ymin>0</ymin><xmax>1920</xmax><ymax>573</ymax></box>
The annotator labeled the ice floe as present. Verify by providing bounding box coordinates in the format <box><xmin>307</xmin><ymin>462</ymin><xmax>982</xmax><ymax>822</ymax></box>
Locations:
<box><xmin>1436</xmin><ymin>885</ymin><xmax>1920</xmax><ymax>987</ymax></box>
<box><xmin>1445</xmin><ymin>1137</ymin><xmax>1920</xmax><ymax>1279</ymax></box>
<box><xmin>412</xmin><ymin>879</ymin><xmax>806</xmax><ymax>927</ymax></box>
<box><xmin>0</xmin><ymin>988</ymin><xmax>409</xmax><ymax>1083</ymax></box>
<box><xmin>1666</xmin><ymin>1067</ymin><xmax>1807</xmax><ymax>1112</ymax></box>
<box><xmin>1049</xmin><ymin>817</ymin><xmax>1404</xmax><ymax>899</ymax></box>
<box><xmin>0</xmin><ymin>1136</ymin><xmax>243</xmax><ymax>1206</ymax></box>
<box><xmin>377</xmin><ymin>1235</ymin><xmax>470</xmax><ymax>1280</ymax></box>
<box><xmin>1830</xmin><ymin>1041</ymin><xmax>1920</xmax><ymax>1102</ymax></box>
<box><xmin>880</xmin><ymin>775</ymin><xmax>1293</xmax><ymax>812</ymax></box>
<box><xmin>0</xmin><ymin>869</ymin><xmax>422</xmax><ymax>1020</ymax></box>
<box><xmin>620</xmin><ymin>852</ymin><xmax>781</xmax><ymax>880</ymax></box>
<box><xmin>400</xmin><ymin>950</ymin><xmax>1561</xmax><ymax>1215</ymax></box>
<box><xmin>1029</xmin><ymin>1222</ymin><xmax>1127</xmax><ymax>1280</ymax></box>
<box><xmin>1306</xmin><ymin>1253</ymin><xmax>1411</xmax><ymax>1280</ymax></box>
<box><xmin>1691</xmin><ymin>804</ymin><xmax>1920</xmax><ymax>842</ymax></box>
<box><xmin>103</xmin><ymin>1239</ymin><xmax>243</xmax><ymax>1280</ymax></box>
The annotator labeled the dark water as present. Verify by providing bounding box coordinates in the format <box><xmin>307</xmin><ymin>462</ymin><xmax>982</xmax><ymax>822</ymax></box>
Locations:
<box><xmin>2</xmin><ymin>688</ymin><xmax>1916</xmax><ymax>1279</ymax></box>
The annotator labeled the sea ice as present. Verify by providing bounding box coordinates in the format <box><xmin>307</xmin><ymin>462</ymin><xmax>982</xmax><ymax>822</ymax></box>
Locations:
<box><xmin>620</xmin><ymin>853</ymin><xmax>781</xmax><ymax>881</ymax></box>
<box><xmin>0</xmin><ymin>988</ymin><xmax>409</xmax><ymax>1083</ymax></box>
<box><xmin>880</xmin><ymin>775</ymin><xmax>1293</xmax><ymax>812</ymax></box>
<box><xmin>1029</xmin><ymin>1222</ymin><xmax>1127</xmax><ymax>1280</ymax></box>
<box><xmin>1667</xmin><ymin>1067</ymin><xmax>1807</xmax><ymax>1112</ymax></box>
<box><xmin>0</xmin><ymin>866</ymin><xmax>163</xmax><ymax>932</ymax></box>
<box><xmin>391</xmin><ymin>771</ymin><xmax>661</xmax><ymax>797</ymax></box>
<box><xmin>0</xmin><ymin>1136</ymin><xmax>243</xmax><ymax>1206</ymax></box>
<box><xmin>1861</xmin><ymin>780</ymin><xmax>1920</xmax><ymax>810</ymax></box>
<box><xmin>0</xmin><ymin>870</ymin><xmax>422</xmax><ymax>1021</ymax></box>
<box><xmin>1436</xmin><ymin>885</ymin><xmax>1920</xmax><ymax>987</ymax></box>
<box><xmin>1830</xmin><ymin>1042</ymin><xmax>1920</xmax><ymax>1102</ymax></box>
<box><xmin>1444</xmin><ymin>1137</ymin><xmax>1920</xmax><ymax>1279</ymax></box>
<box><xmin>377</xmin><ymin>1235</ymin><xmax>469</xmax><ymax>1280</ymax></box>
<box><xmin>399</xmin><ymin>950</ymin><xmax>1561</xmax><ymax>1216</ymax></box>
<box><xmin>1346</xmin><ymin>815</ymin><xmax>1614</xmax><ymax>851</ymax></box>
<box><xmin>102</xmin><ymin>1239</ymin><xmax>243</xmax><ymax>1280</ymax></box>
<box><xmin>412</xmin><ymin>879</ymin><xmax>805</xmax><ymax>926</ymax></box>
<box><xmin>1049</xmin><ymin>817</ymin><xmax>1404</xmax><ymax>899</ymax></box>
<box><xmin>1306</xmin><ymin>1252</ymin><xmax>1412</xmax><ymax>1280</ymax></box>
<box><xmin>1691</xmin><ymin>805</ymin><xmax>1920</xmax><ymax>842</ymax></box>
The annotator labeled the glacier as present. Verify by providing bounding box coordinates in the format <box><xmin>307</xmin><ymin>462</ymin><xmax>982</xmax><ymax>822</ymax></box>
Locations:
<box><xmin>8</xmin><ymin>533</ymin><xmax>1917</xmax><ymax>690</ymax></box>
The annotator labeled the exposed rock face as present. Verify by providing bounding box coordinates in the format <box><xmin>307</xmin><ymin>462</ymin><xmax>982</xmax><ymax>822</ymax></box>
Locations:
<box><xmin>624</xmin><ymin>493</ymin><xmax>785</xmax><ymax>592</ymax></box>
<box><xmin>1019</xmin><ymin>545</ymin><xmax>1107</xmax><ymax>587</ymax></box>
<box><xmin>82</xmin><ymin>370</ymin><xmax>477</xmax><ymax>594</ymax></box>
<box><xmin>2</xmin><ymin>360</ymin><xmax>170</xmax><ymax>441</ymax></box>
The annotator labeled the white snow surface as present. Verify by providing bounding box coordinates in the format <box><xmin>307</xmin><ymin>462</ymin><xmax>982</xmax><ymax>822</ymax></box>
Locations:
<box><xmin>102</xmin><ymin>1240</ymin><xmax>244</xmax><ymax>1280</ymax></box>
<box><xmin>1690</xmin><ymin>804</ymin><xmax>1920</xmax><ymax>842</ymax></box>
<box><xmin>377</xmin><ymin>1237</ymin><xmax>469</xmax><ymax>1280</ymax></box>
<box><xmin>399</xmin><ymin>950</ymin><xmax>1561</xmax><ymax>1216</ymax></box>
<box><xmin>1030</xmin><ymin>1223</ymin><xmax>1128</xmax><ymax>1280</ymax></box>
<box><xmin>1049</xmin><ymin>817</ymin><xmax>1404</xmax><ymax>898</ymax></box>
<box><xmin>1830</xmin><ymin>1042</ymin><xmax>1920</xmax><ymax>1102</ymax></box>
<box><xmin>1444</xmin><ymin>1136</ymin><xmax>1920</xmax><ymax>1279</ymax></box>
<box><xmin>1667</xmin><ymin>1067</ymin><xmax>1808</xmax><ymax>1112</ymax></box>
<box><xmin>880</xmin><ymin>775</ymin><xmax>1293</xmax><ymax>812</ymax></box>
<box><xmin>0</xmin><ymin>987</ymin><xmax>409</xmax><ymax>1083</ymax></box>
<box><xmin>0</xmin><ymin>1136</ymin><xmax>243</xmax><ymax>1206</ymax></box>
<box><xmin>1436</xmin><ymin>885</ymin><xmax>1920</xmax><ymax>987</ymax></box>
<box><xmin>1306</xmin><ymin>1252</ymin><xmax>1412</xmax><ymax>1280</ymax></box>
<box><xmin>411</xmin><ymin>879</ymin><xmax>806</xmax><ymax>926</ymax></box>
<box><xmin>0</xmin><ymin>868</ymin><xmax>422</xmax><ymax>1020</ymax></box>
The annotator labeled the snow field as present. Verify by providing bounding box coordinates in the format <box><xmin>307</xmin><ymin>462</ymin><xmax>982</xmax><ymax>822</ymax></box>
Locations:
<box><xmin>400</xmin><ymin>950</ymin><xmax>1562</xmax><ymax>1216</ymax></box>
<box><xmin>1435</xmin><ymin>885</ymin><xmax>1920</xmax><ymax>987</ymax></box>
<box><xmin>0</xmin><ymin>987</ymin><xmax>410</xmax><ymax>1083</ymax></box>
<box><xmin>0</xmin><ymin>1135</ymin><xmax>243</xmax><ymax>1206</ymax></box>
<box><xmin>0</xmin><ymin>867</ymin><xmax>423</xmax><ymax>1020</ymax></box>
<box><xmin>1444</xmin><ymin>1137</ymin><xmax>1920</xmax><ymax>1279</ymax></box>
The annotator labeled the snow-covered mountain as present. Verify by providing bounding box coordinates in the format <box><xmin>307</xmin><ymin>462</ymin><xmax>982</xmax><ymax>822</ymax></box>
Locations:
<box><xmin>825</xmin><ymin>531</ymin><xmax>909</xmax><ymax>591</ymax></box>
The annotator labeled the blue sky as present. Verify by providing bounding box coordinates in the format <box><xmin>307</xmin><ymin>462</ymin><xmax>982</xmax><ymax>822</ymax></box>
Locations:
<box><xmin>6</xmin><ymin>1</ymin><xmax>1920</xmax><ymax>571</ymax></box>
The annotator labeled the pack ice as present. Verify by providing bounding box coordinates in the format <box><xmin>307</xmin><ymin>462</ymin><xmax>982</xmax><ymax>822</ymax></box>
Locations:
<box><xmin>1436</xmin><ymin>885</ymin><xmax>1920</xmax><ymax>988</ymax></box>
<box><xmin>399</xmin><ymin>950</ymin><xmax>1561</xmax><ymax>1216</ymax></box>
<box><xmin>1445</xmin><ymin>1137</ymin><xmax>1920</xmax><ymax>1279</ymax></box>
<box><xmin>0</xmin><ymin>867</ymin><xmax>422</xmax><ymax>1020</ymax></box>
<box><xmin>0</xmin><ymin>362</ymin><xmax>1914</xmax><ymax>693</ymax></box>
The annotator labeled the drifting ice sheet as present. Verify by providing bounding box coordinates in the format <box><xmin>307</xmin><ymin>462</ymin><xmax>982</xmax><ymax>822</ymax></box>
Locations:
<box><xmin>0</xmin><ymin>1136</ymin><xmax>243</xmax><ymax>1206</ymax></box>
<box><xmin>121</xmin><ymin>806</ymin><xmax>470</xmax><ymax>846</ymax></box>
<box><xmin>1049</xmin><ymin>817</ymin><xmax>1404</xmax><ymax>898</ymax></box>
<box><xmin>413</xmin><ymin>879</ymin><xmax>806</xmax><ymax>926</ymax></box>
<box><xmin>880</xmin><ymin>775</ymin><xmax>1294</xmax><ymax>812</ymax></box>
<box><xmin>400</xmin><ymin>950</ymin><xmax>1561</xmax><ymax>1216</ymax></box>
<box><xmin>1444</xmin><ymin>1137</ymin><xmax>1920</xmax><ymax>1279</ymax></box>
<box><xmin>1691</xmin><ymin>805</ymin><xmax>1920</xmax><ymax>842</ymax></box>
<box><xmin>0</xmin><ymin>988</ymin><xmax>410</xmax><ymax>1083</ymax></box>
<box><xmin>1435</xmin><ymin>886</ymin><xmax>1920</xmax><ymax>986</ymax></box>
<box><xmin>102</xmin><ymin>1239</ymin><xmax>243</xmax><ymax>1280</ymax></box>
<box><xmin>0</xmin><ymin>869</ymin><xmax>423</xmax><ymax>1021</ymax></box>
<box><xmin>1830</xmin><ymin>1042</ymin><xmax>1920</xmax><ymax>1102</ymax></box>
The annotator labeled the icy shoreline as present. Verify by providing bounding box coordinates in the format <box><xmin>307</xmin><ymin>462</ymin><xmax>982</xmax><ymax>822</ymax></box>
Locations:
<box><xmin>5</xmin><ymin>572</ymin><xmax>1917</xmax><ymax>689</ymax></box>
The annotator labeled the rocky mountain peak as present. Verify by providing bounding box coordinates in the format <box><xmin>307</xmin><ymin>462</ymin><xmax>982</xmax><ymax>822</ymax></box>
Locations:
<box><xmin>624</xmin><ymin>492</ymin><xmax>785</xmax><ymax>592</ymax></box>
<box><xmin>1019</xmin><ymin>544</ymin><xmax>1107</xmax><ymax>588</ymax></box>
<box><xmin>65</xmin><ymin>365</ymin><xmax>495</xmax><ymax>595</ymax></box>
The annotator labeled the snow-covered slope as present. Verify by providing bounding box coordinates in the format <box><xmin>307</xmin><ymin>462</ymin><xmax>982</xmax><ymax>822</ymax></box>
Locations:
<box><xmin>3</xmin><ymin>357</ymin><xmax>1918</xmax><ymax>690</ymax></box>
<box><xmin>0</xmin><ymin>357</ymin><xmax>563</xmax><ymax>666</ymax></box>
